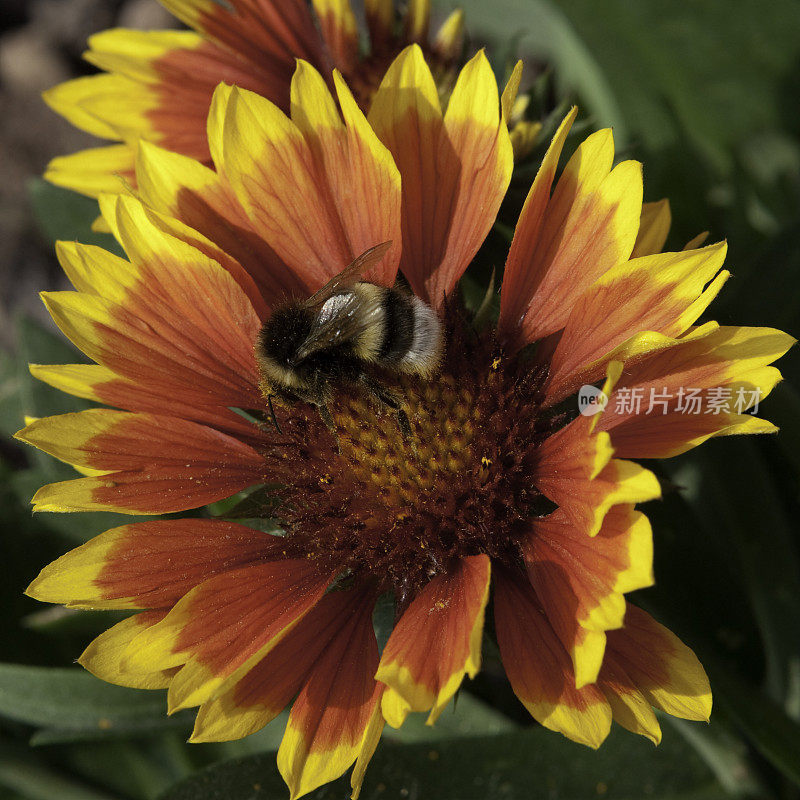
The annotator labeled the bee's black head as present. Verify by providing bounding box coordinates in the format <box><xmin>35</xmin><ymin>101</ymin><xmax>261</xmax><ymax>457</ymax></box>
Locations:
<box><xmin>257</xmin><ymin>304</ymin><xmax>315</xmax><ymax>367</ymax></box>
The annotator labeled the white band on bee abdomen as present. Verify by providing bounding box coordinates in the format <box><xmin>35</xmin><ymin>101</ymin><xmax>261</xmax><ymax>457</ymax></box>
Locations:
<box><xmin>399</xmin><ymin>298</ymin><xmax>444</xmax><ymax>375</ymax></box>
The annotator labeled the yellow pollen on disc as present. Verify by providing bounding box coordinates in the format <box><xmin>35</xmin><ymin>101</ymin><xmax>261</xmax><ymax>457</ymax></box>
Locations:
<box><xmin>332</xmin><ymin>375</ymin><xmax>478</xmax><ymax>508</ymax></box>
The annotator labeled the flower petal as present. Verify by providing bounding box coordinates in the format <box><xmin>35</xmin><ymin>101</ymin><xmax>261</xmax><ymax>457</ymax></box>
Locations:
<box><xmin>146</xmin><ymin>41</ymin><xmax>291</xmax><ymax>161</ymax></box>
<box><xmin>312</xmin><ymin>0</ymin><xmax>359</xmax><ymax>72</ymax></box>
<box><xmin>600</xmin><ymin>604</ymin><xmax>712</xmax><ymax>726</ymax></box>
<box><xmin>435</xmin><ymin>51</ymin><xmax>514</xmax><ymax>298</ymax></box>
<box><xmin>43</xmin><ymin>72</ymin><xmax>157</xmax><ymax>141</ymax></box>
<box><xmin>369</xmin><ymin>46</ymin><xmax>513</xmax><ymax>306</ymax></box>
<box><xmin>43</xmin><ymin>0</ymin><xmax>338</xmax><ymax>197</ymax></box>
<box><xmin>29</xmin><ymin>363</ymin><xmax>260</xmax><ymax>441</ymax></box>
<box><xmin>213</xmin><ymin>73</ymin><xmax>400</xmax><ymax>291</ymax></box>
<box><xmin>295</xmin><ymin>64</ymin><xmax>402</xmax><ymax>285</ymax></box>
<box><xmin>597</xmin><ymin>656</ymin><xmax>662</xmax><ymax>745</ymax></box>
<box><xmin>632</xmin><ymin>199</ymin><xmax>671</xmax><ymax>258</ymax></box>
<box><xmin>524</xmin><ymin>505</ymin><xmax>654</xmax><ymax>687</ymax></box>
<box><xmin>365</xmin><ymin>0</ymin><xmax>393</xmax><ymax>48</ymax></box>
<box><xmin>190</xmin><ymin>588</ymin><xmax>368</xmax><ymax>743</ymax></box>
<box><xmin>26</xmin><ymin>519</ymin><xmax>278</xmax><ymax>610</ymax></box>
<box><xmin>277</xmin><ymin>590</ymin><xmax>382</xmax><ymax>800</ymax></box>
<box><xmin>159</xmin><ymin>0</ymin><xmax>328</xmax><ymax>79</ymax></box>
<box><xmin>545</xmin><ymin>242</ymin><xmax>730</xmax><ymax>402</ymax></box>
<box><xmin>17</xmin><ymin>411</ymin><xmax>264</xmax><ymax>514</ymax></box>
<box><xmin>499</xmin><ymin>107</ymin><xmax>577</xmax><ymax>338</ymax></box>
<box><xmin>405</xmin><ymin>0</ymin><xmax>431</xmax><ymax>41</ymax></box>
<box><xmin>44</xmin><ymin>197</ymin><xmax>263</xmax><ymax>413</ymax></box>
<box><xmin>501</xmin><ymin>127</ymin><xmax>643</xmax><ymax>344</ymax></box>
<box><xmin>123</xmin><ymin>560</ymin><xmax>333</xmax><ymax>712</ymax></box>
<box><xmin>536</xmin><ymin>414</ymin><xmax>661</xmax><ymax>537</ymax></box>
<box><xmin>598</xmin><ymin>325</ymin><xmax>794</xmax><ymax>458</ymax></box>
<box><xmin>44</xmin><ymin>144</ymin><xmax>135</xmax><ymax>199</ymax></box>
<box><xmin>376</xmin><ymin>554</ymin><xmax>490</xmax><ymax>727</ymax></box>
<box><xmin>79</xmin><ymin>611</ymin><xmax>175</xmax><ymax>690</ymax></box>
<box><xmin>85</xmin><ymin>27</ymin><xmax>314</xmax><ymax>161</ymax></box>
<box><xmin>124</xmin><ymin>166</ymin><xmax>272</xmax><ymax>316</ymax></box>
<box><xmin>84</xmin><ymin>29</ymin><xmax>208</xmax><ymax>84</ymax></box>
<box><xmin>41</xmin><ymin>282</ymin><xmax>257</xmax><ymax>410</ymax></box>
<box><xmin>433</xmin><ymin>9</ymin><xmax>465</xmax><ymax>61</ymax></box>
<box><xmin>350</xmin><ymin>701</ymin><xmax>384</xmax><ymax>800</ymax></box>
<box><xmin>494</xmin><ymin>568</ymin><xmax>612</xmax><ymax>748</ymax></box>
<box><xmin>43</xmin><ymin>1</ymin><xmax>331</xmax><ymax>196</ymax></box>
<box><xmin>367</xmin><ymin>45</ymin><xmax>441</xmax><ymax>295</ymax></box>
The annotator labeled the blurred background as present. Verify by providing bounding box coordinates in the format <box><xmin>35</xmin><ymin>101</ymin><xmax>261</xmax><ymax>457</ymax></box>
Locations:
<box><xmin>0</xmin><ymin>0</ymin><xmax>179</xmax><ymax>350</ymax></box>
<box><xmin>1</xmin><ymin>1</ymin><xmax>800</xmax><ymax>798</ymax></box>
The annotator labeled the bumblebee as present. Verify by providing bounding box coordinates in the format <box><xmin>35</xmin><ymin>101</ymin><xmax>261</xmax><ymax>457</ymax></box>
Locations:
<box><xmin>255</xmin><ymin>242</ymin><xmax>444</xmax><ymax>438</ymax></box>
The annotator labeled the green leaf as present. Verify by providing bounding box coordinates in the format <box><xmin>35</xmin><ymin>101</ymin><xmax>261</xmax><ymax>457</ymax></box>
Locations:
<box><xmin>160</xmin><ymin>726</ymin><xmax>725</xmax><ymax>800</ymax></box>
<box><xmin>456</xmin><ymin>0</ymin><xmax>626</xmax><ymax>140</ymax></box>
<box><xmin>754</xmin><ymin>380</ymin><xmax>800</xmax><ymax>494</ymax></box>
<box><xmin>28</xmin><ymin>179</ymin><xmax>121</xmax><ymax>255</ymax></box>
<box><xmin>664</xmin><ymin>440</ymin><xmax>800</xmax><ymax>708</ymax></box>
<box><xmin>704</xmin><ymin>654</ymin><xmax>800</xmax><ymax>789</ymax></box>
<box><xmin>21</xmin><ymin>608</ymin><xmax>128</xmax><ymax>638</ymax></box>
<box><xmin>57</xmin><ymin>736</ymin><xmax>194</xmax><ymax>800</ymax></box>
<box><xmin>371</xmin><ymin>593</ymin><xmax>394</xmax><ymax>654</ymax></box>
<box><xmin>666</xmin><ymin>717</ymin><xmax>762</xmax><ymax>797</ymax></box>
<box><xmin>0</xmin><ymin>349</ymin><xmax>25</xmax><ymax>439</ymax></box>
<box><xmin>387</xmin><ymin>691</ymin><xmax>519</xmax><ymax>744</ymax></box>
<box><xmin>206</xmin><ymin>485</ymin><xmax>276</xmax><ymax>519</ymax></box>
<box><xmin>0</xmin><ymin>664</ymin><xmax>191</xmax><ymax>742</ymax></box>
<box><xmin>0</xmin><ymin>738</ymin><xmax>120</xmax><ymax>800</ymax></box>
<box><xmin>14</xmin><ymin>315</ymin><xmax>89</xmax><ymax>419</ymax></box>
<box><xmin>461</xmin><ymin>0</ymin><xmax>800</xmax><ymax>160</ymax></box>
<box><xmin>458</xmin><ymin>0</ymin><xmax>800</xmax><ymax>254</ymax></box>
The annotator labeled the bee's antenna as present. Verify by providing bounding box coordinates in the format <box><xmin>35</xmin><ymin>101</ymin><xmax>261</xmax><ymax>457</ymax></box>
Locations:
<box><xmin>267</xmin><ymin>394</ymin><xmax>283</xmax><ymax>434</ymax></box>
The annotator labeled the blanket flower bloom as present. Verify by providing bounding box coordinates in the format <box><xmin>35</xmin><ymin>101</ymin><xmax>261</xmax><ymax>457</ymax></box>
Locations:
<box><xmin>43</xmin><ymin>0</ymin><xmax>467</xmax><ymax>201</ymax></box>
<box><xmin>21</xmin><ymin>47</ymin><xmax>793</xmax><ymax>799</ymax></box>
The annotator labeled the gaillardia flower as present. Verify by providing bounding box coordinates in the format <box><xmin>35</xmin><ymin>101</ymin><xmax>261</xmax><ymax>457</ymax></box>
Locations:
<box><xmin>44</xmin><ymin>0</ymin><xmax>467</xmax><ymax>201</ymax></box>
<box><xmin>21</xmin><ymin>48</ymin><xmax>792</xmax><ymax>799</ymax></box>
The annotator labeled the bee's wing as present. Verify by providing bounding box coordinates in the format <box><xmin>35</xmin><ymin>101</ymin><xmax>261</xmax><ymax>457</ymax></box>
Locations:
<box><xmin>304</xmin><ymin>241</ymin><xmax>393</xmax><ymax>308</ymax></box>
<box><xmin>294</xmin><ymin>290</ymin><xmax>385</xmax><ymax>363</ymax></box>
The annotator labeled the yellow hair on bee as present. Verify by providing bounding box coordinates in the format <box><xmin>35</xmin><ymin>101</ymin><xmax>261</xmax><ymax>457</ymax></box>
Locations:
<box><xmin>350</xmin><ymin>283</ymin><xmax>389</xmax><ymax>362</ymax></box>
<box><xmin>256</xmin><ymin>351</ymin><xmax>309</xmax><ymax>399</ymax></box>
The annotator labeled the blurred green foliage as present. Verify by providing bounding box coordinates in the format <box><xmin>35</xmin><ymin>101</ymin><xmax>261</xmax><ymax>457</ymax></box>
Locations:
<box><xmin>2</xmin><ymin>0</ymin><xmax>800</xmax><ymax>798</ymax></box>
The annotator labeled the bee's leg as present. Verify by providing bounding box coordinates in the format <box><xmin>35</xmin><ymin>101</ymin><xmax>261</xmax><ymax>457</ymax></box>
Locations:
<box><xmin>359</xmin><ymin>375</ymin><xmax>414</xmax><ymax>444</ymax></box>
<box><xmin>317</xmin><ymin>402</ymin><xmax>341</xmax><ymax>453</ymax></box>
<box><xmin>396</xmin><ymin>407</ymin><xmax>414</xmax><ymax>443</ymax></box>
<box><xmin>299</xmin><ymin>374</ymin><xmax>338</xmax><ymax>449</ymax></box>
<box><xmin>302</xmin><ymin>385</ymin><xmax>340</xmax><ymax>453</ymax></box>
<box><xmin>266</xmin><ymin>394</ymin><xmax>283</xmax><ymax>434</ymax></box>
<box><xmin>316</xmin><ymin>401</ymin><xmax>335</xmax><ymax>435</ymax></box>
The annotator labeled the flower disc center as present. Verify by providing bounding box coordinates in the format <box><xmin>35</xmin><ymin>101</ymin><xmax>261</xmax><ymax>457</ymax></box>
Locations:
<box><xmin>334</xmin><ymin>372</ymin><xmax>478</xmax><ymax>508</ymax></box>
<box><xmin>265</xmin><ymin>321</ymin><xmax>557</xmax><ymax>594</ymax></box>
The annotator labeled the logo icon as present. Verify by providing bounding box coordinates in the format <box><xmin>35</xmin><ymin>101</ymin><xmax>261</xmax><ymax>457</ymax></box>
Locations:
<box><xmin>578</xmin><ymin>385</ymin><xmax>608</xmax><ymax>416</ymax></box>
